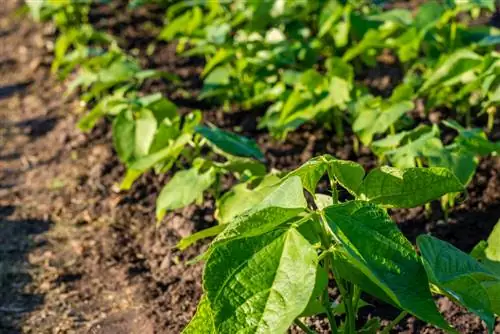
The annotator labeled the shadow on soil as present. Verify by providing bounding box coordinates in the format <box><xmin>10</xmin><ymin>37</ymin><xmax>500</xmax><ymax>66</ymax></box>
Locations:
<box><xmin>0</xmin><ymin>205</ymin><xmax>51</xmax><ymax>333</ymax></box>
<box><xmin>0</xmin><ymin>81</ymin><xmax>31</xmax><ymax>100</ymax></box>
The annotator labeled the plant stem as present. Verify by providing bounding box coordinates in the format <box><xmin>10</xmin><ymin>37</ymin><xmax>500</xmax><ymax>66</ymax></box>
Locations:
<box><xmin>450</xmin><ymin>20</ymin><xmax>456</xmax><ymax>49</ymax></box>
<box><xmin>330</xmin><ymin>258</ymin><xmax>355</xmax><ymax>334</ymax></box>
<box><xmin>343</xmin><ymin>283</ymin><xmax>356</xmax><ymax>334</ymax></box>
<box><xmin>322</xmin><ymin>257</ymin><xmax>338</xmax><ymax>334</ymax></box>
<box><xmin>352</xmin><ymin>284</ymin><xmax>361</xmax><ymax>311</ymax></box>
<box><xmin>294</xmin><ymin>319</ymin><xmax>317</xmax><ymax>334</ymax></box>
<box><xmin>487</xmin><ymin>106</ymin><xmax>496</xmax><ymax>133</ymax></box>
<box><xmin>330</xmin><ymin>181</ymin><xmax>339</xmax><ymax>204</ymax></box>
<box><xmin>323</xmin><ymin>295</ymin><xmax>338</xmax><ymax>334</ymax></box>
<box><xmin>353</xmin><ymin>136</ymin><xmax>359</xmax><ymax>155</ymax></box>
<box><xmin>380</xmin><ymin>311</ymin><xmax>408</xmax><ymax>334</ymax></box>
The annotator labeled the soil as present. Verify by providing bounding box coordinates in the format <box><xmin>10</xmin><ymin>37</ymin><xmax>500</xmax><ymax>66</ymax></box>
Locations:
<box><xmin>0</xmin><ymin>1</ymin><xmax>499</xmax><ymax>334</ymax></box>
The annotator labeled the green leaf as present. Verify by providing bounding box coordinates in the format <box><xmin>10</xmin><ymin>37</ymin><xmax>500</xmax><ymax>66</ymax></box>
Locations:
<box><xmin>371</xmin><ymin>125</ymin><xmax>435</xmax><ymax>159</ymax></box>
<box><xmin>473</xmin><ymin>222</ymin><xmax>500</xmax><ymax>276</ymax></box>
<box><xmin>328</xmin><ymin>159</ymin><xmax>366</xmax><ymax>197</ymax></box>
<box><xmin>485</xmin><ymin>222</ymin><xmax>500</xmax><ymax>262</ymax></box>
<box><xmin>98</xmin><ymin>58</ymin><xmax>140</xmax><ymax>84</ymax></box>
<box><xmin>361</xmin><ymin>166</ymin><xmax>464</xmax><ymax>208</ymax></box>
<box><xmin>300</xmin><ymin>265</ymin><xmax>329</xmax><ymax>317</ymax></box>
<box><xmin>447</xmin><ymin>0</ymin><xmax>494</xmax><ymax>11</ymax></box>
<box><xmin>383</xmin><ymin>126</ymin><xmax>441</xmax><ymax>168</ymax></box>
<box><xmin>314</xmin><ymin>194</ymin><xmax>333</xmax><ymax>210</ymax></box>
<box><xmin>283</xmin><ymin>155</ymin><xmax>365</xmax><ymax>197</ymax></box>
<box><xmin>425</xmin><ymin>144</ymin><xmax>478</xmax><ymax>187</ymax></box>
<box><xmin>420</xmin><ymin>50</ymin><xmax>483</xmax><ymax>92</ymax></box>
<box><xmin>324</xmin><ymin>202</ymin><xmax>451</xmax><ymax>330</ymax></box>
<box><xmin>414</xmin><ymin>1</ymin><xmax>445</xmax><ymax>30</ymax></box>
<box><xmin>149</xmin><ymin>121</ymin><xmax>181</xmax><ymax>154</ymax></box>
<box><xmin>202</xmin><ymin>48</ymin><xmax>234</xmax><ymax>77</ymax></box>
<box><xmin>368</xmin><ymin>9</ymin><xmax>413</xmax><ymax>26</ymax></box>
<box><xmin>148</xmin><ymin>97</ymin><xmax>178</xmax><ymax>123</ymax></box>
<box><xmin>216</xmin><ymin>174</ymin><xmax>280</xmax><ymax>225</ymax></box>
<box><xmin>202</xmin><ymin>65</ymin><xmax>231</xmax><ymax>89</ymax></box>
<box><xmin>214</xmin><ymin>157</ymin><xmax>267</xmax><ymax>177</ymax></box>
<box><xmin>214</xmin><ymin>176</ymin><xmax>307</xmax><ymax>245</ymax></box>
<box><xmin>283</xmin><ymin>155</ymin><xmax>329</xmax><ymax>195</ymax></box>
<box><xmin>177</xmin><ymin>225</ymin><xmax>227</xmax><ymax>251</ymax></box>
<box><xmin>183</xmin><ymin>295</ymin><xmax>215</xmax><ymax>334</ymax></box>
<box><xmin>134</xmin><ymin>109</ymin><xmax>157</xmax><ymax>157</ymax></box>
<box><xmin>195</xmin><ymin>125</ymin><xmax>265</xmax><ymax>161</ymax></box>
<box><xmin>78</xmin><ymin>103</ymin><xmax>106</xmax><ymax>132</ymax></box>
<box><xmin>332</xmin><ymin>250</ymin><xmax>394</xmax><ymax>306</ymax></box>
<box><xmin>329</xmin><ymin>77</ymin><xmax>351</xmax><ymax>108</ymax></box>
<box><xmin>418</xmin><ymin>235</ymin><xmax>500</xmax><ymax>333</ymax></box>
<box><xmin>204</xmin><ymin>228</ymin><xmax>317</xmax><ymax>333</ymax></box>
<box><xmin>160</xmin><ymin>10</ymin><xmax>193</xmax><ymax>41</ymax></box>
<box><xmin>156</xmin><ymin>167</ymin><xmax>216</xmax><ymax>220</ymax></box>
<box><xmin>112</xmin><ymin>110</ymin><xmax>135</xmax><ymax>164</ymax></box>
<box><xmin>353</xmin><ymin>99</ymin><xmax>414</xmax><ymax>145</ymax></box>
<box><xmin>129</xmin><ymin>133</ymin><xmax>191</xmax><ymax>172</ymax></box>
<box><xmin>444</xmin><ymin>120</ymin><xmax>500</xmax><ymax>156</ymax></box>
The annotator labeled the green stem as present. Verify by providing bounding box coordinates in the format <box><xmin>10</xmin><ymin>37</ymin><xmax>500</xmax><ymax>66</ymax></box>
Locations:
<box><xmin>294</xmin><ymin>319</ymin><xmax>317</xmax><ymax>334</ymax></box>
<box><xmin>352</xmin><ymin>284</ymin><xmax>361</xmax><ymax>311</ymax></box>
<box><xmin>487</xmin><ymin>106</ymin><xmax>496</xmax><ymax>133</ymax></box>
<box><xmin>465</xmin><ymin>108</ymin><xmax>471</xmax><ymax>128</ymax></box>
<box><xmin>353</xmin><ymin>136</ymin><xmax>359</xmax><ymax>156</ymax></box>
<box><xmin>343</xmin><ymin>283</ymin><xmax>356</xmax><ymax>334</ymax></box>
<box><xmin>380</xmin><ymin>311</ymin><xmax>408</xmax><ymax>334</ymax></box>
<box><xmin>322</xmin><ymin>257</ymin><xmax>338</xmax><ymax>334</ymax></box>
<box><xmin>450</xmin><ymin>20</ymin><xmax>456</xmax><ymax>49</ymax></box>
<box><xmin>330</xmin><ymin>181</ymin><xmax>339</xmax><ymax>204</ymax></box>
<box><xmin>389</xmin><ymin>124</ymin><xmax>396</xmax><ymax>136</ymax></box>
<box><xmin>330</xmin><ymin>256</ymin><xmax>355</xmax><ymax>334</ymax></box>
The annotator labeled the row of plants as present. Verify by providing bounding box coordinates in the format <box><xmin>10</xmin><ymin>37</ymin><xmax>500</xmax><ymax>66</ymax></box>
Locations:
<box><xmin>27</xmin><ymin>0</ymin><xmax>270</xmax><ymax>221</ymax></box>
<box><xmin>162</xmin><ymin>0</ymin><xmax>499</xmax><ymax>135</ymax></box>
<box><xmin>26</xmin><ymin>0</ymin><xmax>500</xmax><ymax>333</ymax></box>
<box><xmin>161</xmin><ymin>0</ymin><xmax>500</xmax><ymax>198</ymax></box>
<box><xmin>160</xmin><ymin>0</ymin><xmax>500</xmax><ymax>221</ymax></box>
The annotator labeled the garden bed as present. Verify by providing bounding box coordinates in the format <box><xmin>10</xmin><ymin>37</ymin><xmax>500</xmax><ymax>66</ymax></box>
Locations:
<box><xmin>0</xmin><ymin>0</ymin><xmax>499</xmax><ymax>333</ymax></box>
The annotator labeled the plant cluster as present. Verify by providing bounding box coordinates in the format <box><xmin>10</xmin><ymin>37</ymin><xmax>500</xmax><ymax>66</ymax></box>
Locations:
<box><xmin>25</xmin><ymin>0</ymin><xmax>500</xmax><ymax>332</ymax></box>
<box><xmin>183</xmin><ymin>155</ymin><xmax>500</xmax><ymax>333</ymax></box>
<box><xmin>27</xmin><ymin>0</ymin><xmax>269</xmax><ymax>221</ymax></box>
<box><xmin>163</xmin><ymin>0</ymin><xmax>499</xmax><ymax>145</ymax></box>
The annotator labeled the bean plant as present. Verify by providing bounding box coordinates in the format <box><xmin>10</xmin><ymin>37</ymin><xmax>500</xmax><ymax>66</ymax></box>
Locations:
<box><xmin>183</xmin><ymin>155</ymin><xmax>500</xmax><ymax>333</ymax></box>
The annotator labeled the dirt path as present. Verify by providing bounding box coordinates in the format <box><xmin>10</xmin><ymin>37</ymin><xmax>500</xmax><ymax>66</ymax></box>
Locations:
<box><xmin>0</xmin><ymin>2</ymin><xmax>159</xmax><ymax>333</ymax></box>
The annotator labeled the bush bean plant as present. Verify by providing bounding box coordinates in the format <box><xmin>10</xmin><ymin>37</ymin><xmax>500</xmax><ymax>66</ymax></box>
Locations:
<box><xmin>183</xmin><ymin>155</ymin><xmax>500</xmax><ymax>333</ymax></box>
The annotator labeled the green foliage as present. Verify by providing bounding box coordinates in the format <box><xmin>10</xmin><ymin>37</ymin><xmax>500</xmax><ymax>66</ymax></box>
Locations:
<box><xmin>195</xmin><ymin>125</ymin><xmax>265</xmax><ymax>162</ymax></box>
<box><xmin>360</xmin><ymin>166</ymin><xmax>463</xmax><ymax>208</ymax></box>
<box><xmin>183</xmin><ymin>156</ymin><xmax>500</xmax><ymax>333</ymax></box>
<box><xmin>156</xmin><ymin>167</ymin><xmax>216</xmax><ymax>220</ymax></box>
<box><xmin>325</xmin><ymin>202</ymin><xmax>451</xmax><ymax>329</ymax></box>
<box><xmin>162</xmin><ymin>0</ymin><xmax>499</xmax><ymax>138</ymax></box>
<box><xmin>418</xmin><ymin>234</ymin><xmax>500</xmax><ymax>333</ymax></box>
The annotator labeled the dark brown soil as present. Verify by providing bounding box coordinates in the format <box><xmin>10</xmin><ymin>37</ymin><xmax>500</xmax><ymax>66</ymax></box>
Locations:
<box><xmin>0</xmin><ymin>1</ymin><xmax>499</xmax><ymax>334</ymax></box>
